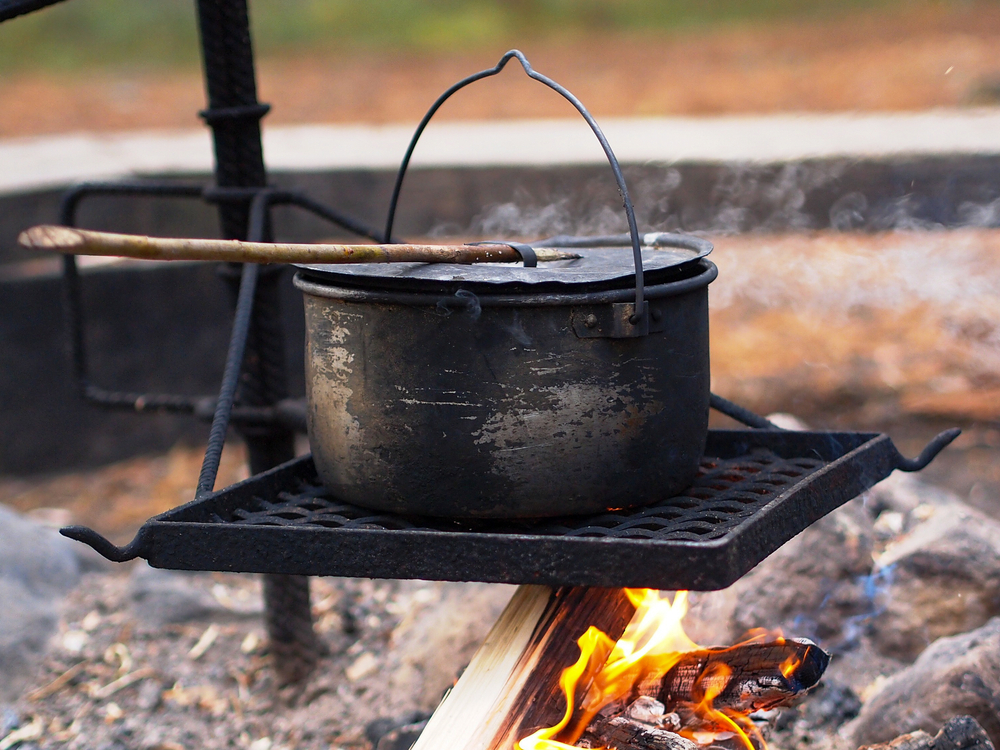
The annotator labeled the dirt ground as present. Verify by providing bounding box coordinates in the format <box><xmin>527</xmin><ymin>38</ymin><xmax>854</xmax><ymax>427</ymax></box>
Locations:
<box><xmin>4</xmin><ymin>2</ymin><xmax>1000</xmax><ymax>138</ymax></box>
<box><xmin>9</xmin><ymin>569</ymin><xmax>510</xmax><ymax>750</ymax></box>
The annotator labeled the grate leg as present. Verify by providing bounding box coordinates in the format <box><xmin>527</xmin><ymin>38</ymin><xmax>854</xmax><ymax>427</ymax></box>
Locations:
<box><xmin>262</xmin><ymin>574</ymin><xmax>322</xmax><ymax>685</ymax></box>
<box><xmin>240</xmin><ymin>272</ymin><xmax>322</xmax><ymax>683</ymax></box>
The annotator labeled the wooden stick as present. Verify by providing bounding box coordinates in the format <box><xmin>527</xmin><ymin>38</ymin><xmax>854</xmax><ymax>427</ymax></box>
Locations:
<box><xmin>410</xmin><ymin>586</ymin><xmax>637</xmax><ymax>750</ymax></box>
<box><xmin>17</xmin><ymin>225</ymin><xmax>580</xmax><ymax>265</ymax></box>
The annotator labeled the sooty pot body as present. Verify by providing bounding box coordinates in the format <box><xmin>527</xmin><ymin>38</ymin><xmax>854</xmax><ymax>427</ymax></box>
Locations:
<box><xmin>295</xmin><ymin>263</ymin><xmax>713</xmax><ymax>518</ymax></box>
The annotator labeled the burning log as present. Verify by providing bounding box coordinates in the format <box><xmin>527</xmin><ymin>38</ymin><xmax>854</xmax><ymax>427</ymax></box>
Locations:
<box><xmin>633</xmin><ymin>637</ymin><xmax>829</xmax><ymax>714</ymax></box>
<box><xmin>409</xmin><ymin>586</ymin><xmax>637</xmax><ymax>750</ymax></box>
<box><xmin>577</xmin><ymin>638</ymin><xmax>828</xmax><ymax>750</ymax></box>
<box><xmin>581</xmin><ymin>697</ymin><xmax>695</xmax><ymax>750</ymax></box>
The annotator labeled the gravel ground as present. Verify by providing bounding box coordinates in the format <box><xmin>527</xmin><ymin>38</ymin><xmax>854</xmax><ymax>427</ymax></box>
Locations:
<box><xmin>10</xmin><ymin>569</ymin><xmax>510</xmax><ymax>750</ymax></box>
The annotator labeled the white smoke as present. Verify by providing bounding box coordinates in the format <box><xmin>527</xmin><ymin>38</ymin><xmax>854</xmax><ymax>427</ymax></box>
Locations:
<box><xmin>709</xmin><ymin>230</ymin><xmax>1000</xmax><ymax>379</ymax></box>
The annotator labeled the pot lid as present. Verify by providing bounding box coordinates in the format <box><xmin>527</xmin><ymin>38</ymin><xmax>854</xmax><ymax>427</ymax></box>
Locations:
<box><xmin>295</xmin><ymin>232</ymin><xmax>712</xmax><ymax>292</ymax></box>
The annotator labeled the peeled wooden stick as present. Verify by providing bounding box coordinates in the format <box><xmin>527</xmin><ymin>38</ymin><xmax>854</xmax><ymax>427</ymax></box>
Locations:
<box><xmin>18</xmin><ymin>225</ymin><xmax>580</xmax><ymax>265</ymax></box>
<box><xmin>409</xmin><ymin>586</ymin><xmax>637</xmax><ymax>750</ymax></box>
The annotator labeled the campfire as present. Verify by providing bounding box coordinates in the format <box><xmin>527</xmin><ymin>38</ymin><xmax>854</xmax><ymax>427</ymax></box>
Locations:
<box><xmin>518</xmin><ymin>590</ymin><xmax>828</xmax><ymax>750</ymax></box>
<box><xmin>408</xmin><ymin>586</ymin><xmax>839</xmax><ymax>750</ymax></box>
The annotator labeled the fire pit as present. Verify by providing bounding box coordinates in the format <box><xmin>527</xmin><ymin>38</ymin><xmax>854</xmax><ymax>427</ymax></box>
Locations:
<box><xmin>1</xmin><ymin>1</ymin><xmax>975</xmax><ymax>748</ymax></box>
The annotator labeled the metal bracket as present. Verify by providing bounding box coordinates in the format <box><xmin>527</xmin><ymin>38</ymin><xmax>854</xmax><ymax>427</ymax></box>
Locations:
<box><xmin>573</xmin><ymin>301</ymin><xmax>658</xmax><ymax>338</ymax></box>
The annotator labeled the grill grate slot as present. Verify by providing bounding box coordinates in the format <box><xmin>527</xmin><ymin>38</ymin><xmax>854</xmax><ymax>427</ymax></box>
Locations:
<box><xmin>224</xmin><ymin>451</ymin><xmax>825</xmax><ymax>541</ymax></box>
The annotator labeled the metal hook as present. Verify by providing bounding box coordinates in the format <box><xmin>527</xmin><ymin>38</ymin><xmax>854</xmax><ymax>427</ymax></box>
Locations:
<box><xmin>897</xmin><ymin>428</ymin><xmax>961</xmax><ymax>472</ymax></box>
<box><xmin>60</xmin><ymin>525</ymin><xmax>149</xmax><ymax>563</ymax></box>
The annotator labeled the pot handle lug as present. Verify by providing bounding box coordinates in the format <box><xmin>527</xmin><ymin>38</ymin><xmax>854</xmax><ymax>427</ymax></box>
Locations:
<box><xmin>384</xmin><ymin>50</ymin><xmax>649</xmax><ymax>331</ymax></box>
<box><xmin>573</xmin><ymin>301</ymin><xmax>654</xmax><ymax>338</ymax></box>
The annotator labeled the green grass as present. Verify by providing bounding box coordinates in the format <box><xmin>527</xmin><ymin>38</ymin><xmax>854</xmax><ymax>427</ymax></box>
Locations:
<box><xmin>0</xmin><ymin>0</ymin><xmax>922</xmax><ymax>74</ymax></box>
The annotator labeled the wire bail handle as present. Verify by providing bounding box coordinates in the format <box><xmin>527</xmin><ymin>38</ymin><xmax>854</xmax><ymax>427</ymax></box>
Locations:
<box><xmin>383</xmin><ymin>49</ymin><xmax>648</xmax><ymax>325</ymax></box>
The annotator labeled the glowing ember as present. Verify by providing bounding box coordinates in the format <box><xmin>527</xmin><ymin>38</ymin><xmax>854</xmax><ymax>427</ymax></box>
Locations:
<box><xmin>518</xmin><ymin>589</ymin><xmax>821</xmax><ymax>750</ymax></box>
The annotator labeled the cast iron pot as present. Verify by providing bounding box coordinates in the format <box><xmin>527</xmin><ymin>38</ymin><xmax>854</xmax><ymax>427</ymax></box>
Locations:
<box><xmin>294</xmin><ymin>248</ymin><xmax>716</xmax><ymax>518</ymax></box>
<box><xmin>294</xmin><ymin>50</ymin><xmax>717</xmax><ymax>518</ymax></box>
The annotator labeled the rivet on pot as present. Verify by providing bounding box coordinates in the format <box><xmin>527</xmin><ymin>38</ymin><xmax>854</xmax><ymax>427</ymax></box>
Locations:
<box><xmin>583</xmin><ymin>314</ymin><xmax>599</xmax><ymax>329</ymax></box>
<box><xmin>651</xmin><ymin>309</ymin><xmax>663</xmax><ymax>322</ymax></box>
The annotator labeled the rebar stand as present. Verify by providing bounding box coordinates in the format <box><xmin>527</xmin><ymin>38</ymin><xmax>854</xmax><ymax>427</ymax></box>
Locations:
<box><xmin>193</xmin><ymin>0</ymin><xmax>320</xmax><ymax>683</ymax></box>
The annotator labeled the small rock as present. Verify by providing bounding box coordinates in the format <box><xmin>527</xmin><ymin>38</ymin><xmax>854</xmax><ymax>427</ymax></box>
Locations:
<box><xmin>934</xmin><ymin>716</ymin><xmax>995</xmax><ymax>750</ymax></box>
<box><xmin>366</xmin><ymin>712</ymin><xmax>430</xmax><ymax>750</ymax></box>
<box><xmin>345</xmin><ymin>652</ymin><xmax>378</xmax><ymax>682</ymax></box>
<box><xmin>867</xmin><ymin>503</ymin><xmax>1000</xmax><ymax>660</ymax></box>
<box><xmin>873</xmin><ymin>510</ymin><xmax>906</xmax><ymax>540</ymax></box>
<box><xmin>60</xmin><ymin>629</ymin><xmax>88</xmax><ymax>653</ymax></box>
<box><xmin>376</xmin><ymin>721</ymin><xmax>428</xmax><ymax>750</ymax></box>
<box><xmin>859</xmin><ymin>729</ymin><xmax>936</xmax><ymax>750</ymax></box>
<box><xmin>0</xmin><ymin>504</ymin><xmax>80</xmax><ymax>598</ymax></box>
<box><xmin>0</xmin><ymin>578</ymin><xmax>59</xmax><ymax>701</ymax></box>
<box><xmin>846</xmin><ymin>619</ymin><xmax>1000</xmax><ymax>747</ymax></box>
<box><xmin>136</xmin><ymin>678</ymin><xmax>163</xmax><ymax>711</ymax></box>
<box><xmin>856</xmin><ymin>716</ymin><xmax>994</xmax><ymax>750</ymax></box>
<box><xmin>0</xmin><ymin>705</ymin><xmax>20</xmax><ymax>736</ymax></box>
<box><xmin>365</xmin><ymin>711</ymin><xmax>430</xmax><ymax>746</ymax></box>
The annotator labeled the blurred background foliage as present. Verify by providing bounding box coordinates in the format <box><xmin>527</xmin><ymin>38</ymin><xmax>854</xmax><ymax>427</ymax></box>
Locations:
<box><xmin>0</xmin><ymin>0</ymin><xmax>921</xmax><ymax>73</ymax></box>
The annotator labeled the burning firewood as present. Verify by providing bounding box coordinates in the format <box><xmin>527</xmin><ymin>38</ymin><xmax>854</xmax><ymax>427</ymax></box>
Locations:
<box><xmin>410</xmin><ymin>587</ymin><xmax>829</xmax><ymax>750</ymax></box>
<box><xmin>408</xmin><ymin>586</ymin><xmax>637</xmax><ymax>750</ymax></box>
<box><xmin>580</xmin><ymin>697</ymin><xmax>695</xmax><ymax>750</ymax></box>
<box><xmin>633</xmin><ymin>637</ymin><xmax>829</xmax><ymax>714</ymax></box>
<box><xmin>575</xmin><ymin>638</ymin><xmax>828</xmax><ymax>750</ymax></box>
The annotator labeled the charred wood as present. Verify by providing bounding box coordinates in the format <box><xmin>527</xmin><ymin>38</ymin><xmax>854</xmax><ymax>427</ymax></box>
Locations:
<box><xmin>582</xmin><ymin>697</ymin><xmax>693</xmax><ymax>750</ymax></box>
<box><xmin>585</xmin><ymin>715</ymin><xmax>695</xmax><ymax>750</ymax></box>
<box><xmin>585</xmin><ymin>696</ymin><xmax>767</xmax><ymax>750</ymax></box>
<box><xmin>633</xmin><ymin>638</ymin><xmax>829</xmax><ymax>714</ymax></box>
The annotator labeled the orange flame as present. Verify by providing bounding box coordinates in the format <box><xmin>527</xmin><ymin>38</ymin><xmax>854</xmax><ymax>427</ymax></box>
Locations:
<box><xmin>779</xmin><ymin>654</ymin><xmax>801</xmax><ymax>679</ymax></box>
<box><xmin>518</xmin><ymin>590</ymin><xmax>781</xmax><ymax>750</ymax></box>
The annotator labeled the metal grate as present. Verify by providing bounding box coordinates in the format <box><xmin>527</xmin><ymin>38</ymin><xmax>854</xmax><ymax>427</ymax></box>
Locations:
<box><xmin>61</xmin><ymin>429</ymin><xmax>956</xmax><ymax>589</ymax></box>
<box><xmin>226</xmin><ymin>451</ymin><xmax>826</xmax><ymax>542</ymax></box>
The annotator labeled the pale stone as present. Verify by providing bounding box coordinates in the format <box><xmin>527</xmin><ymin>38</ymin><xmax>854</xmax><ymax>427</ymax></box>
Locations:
<box><xmin>867</xmin><ymin>503</ymin><xmax>1000</xmax><ymax>660</ymax></box>
<box><xmin>846</xmin><ymin>619</ymin><xmax>1000</xmax><ymax>747</ymax></box>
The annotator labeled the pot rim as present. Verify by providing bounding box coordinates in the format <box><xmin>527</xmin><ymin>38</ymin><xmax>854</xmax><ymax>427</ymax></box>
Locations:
<box><xmin>294</xmin><ymin>259</ymin><xmax>717</xmax><ymax>307</ymax></box>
